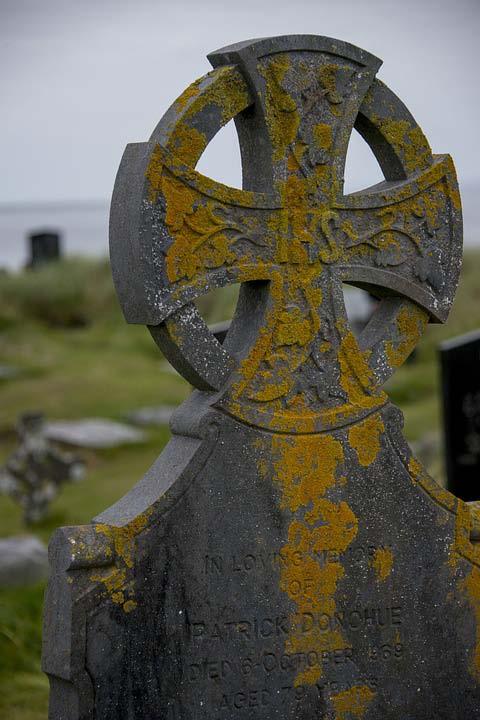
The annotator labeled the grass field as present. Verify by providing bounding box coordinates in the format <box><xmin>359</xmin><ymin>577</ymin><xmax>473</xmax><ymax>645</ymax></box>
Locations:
<box><xmin>1</xmin><ymin>252</ymin><xmax>480</xmax><ymax>718</ymax></box>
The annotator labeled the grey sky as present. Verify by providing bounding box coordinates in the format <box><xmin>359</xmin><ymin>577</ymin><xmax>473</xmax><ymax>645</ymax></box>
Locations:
<box><xmin>1</xmin><ymin>0</ymin><xmax>478</xmax><ymax>204</ymax></box>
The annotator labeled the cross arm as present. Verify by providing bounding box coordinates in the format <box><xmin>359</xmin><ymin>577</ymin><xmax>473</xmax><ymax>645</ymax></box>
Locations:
<box><xmin>332</xmin><ymin>155</ymin><xmax>462</xmax><ymax>322</ymax></box>
<box><xmin>109</xmin><ymin>141</ymin><xmax>280</xmax><ymax>327</ymax></box>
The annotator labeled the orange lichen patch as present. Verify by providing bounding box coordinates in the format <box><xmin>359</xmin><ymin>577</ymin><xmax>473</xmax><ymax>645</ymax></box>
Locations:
<box><xmin>336</xmin><ymin>322</ymin><xmax>385</xmax><ymax>407</ymax></box>
<box><xmin>232</xmin><ymin>322</ymin><xmax>281</xmax><ymax>397</ymax></box>
<box><xmin>90</xmin><ymin>567</ymin><xmax>127</xmax><ymax>607</ymax></box>
<box><xmin>145</xmin><ymin>145</ymin><xmax>165</xmax><ymax>204</ymax></box>
<box><xmin>258</xmin><ymin>55</ymin><xmax>300</xmax><ymax>162</ymax></box>
<box><xmin>407</xmin><ymin>455</ymin><xmax>457</xmax><ymax>514</ymax></box>
<box><xmin>160</xmin><ymin>173</ymin><xmax>239</xmax><ymax>283</ymax></box>
<box><xmin>313</xmin><ymin>123</ymin><xmax>333</xmax><ymax>150</ymax></box>
<box><xmin>170</xmin><ymin>124</ymin><xmax>207</xmax><ymax>167</ymax></box>
<box><xmin>172</xmin><ymin>65</ymin><xmax>251</xmax><ymax>125</ymax></box>
<box><xmin>160</xmin><ymin>68</ymin><xmax>252</xmax><ymax>174</ymax></box>
<box><xmin>375</xmin><ymin>118</ymin><xmax>432</xmax><ymax>174</ymax></box>
<box><xmin>210</xmin><ymin>66</ymin><xmax>252</xmax><ymax>124</ymax></box>
<box><xmin>275</xmin><ymin>306</ymin><xmax>312</xmax><ymax>347</ymax></box>
<box><xmin>273</xmin><ymin>436</ymin><xmax>341</xmax><ymax>514</ymax></box>
<box><xmin>384</xmin><ymin>304</ymin><xmax>429</xmax><ymax>370</ymax></box>
<box><xmin>159</xmin><ymin>172</ymin><xmax>196</xmax><ymax>231</ymax></box>
<box><xmin>449</xmin><ymin>501</ymin><xmax>479</xmax><ymax>573</ymax></box>
<box><xmin>331</xmin><ymin>685</ymin><xmax>375</xmax><ymax>719</ymax></box>
<box><xmin>173</xmin><ymin>75</ymin><xmax>202</xmax><ymax>111</ymax></box>
<box><xmin>90</xmin><ymin>510</ymin><xmax>152</xmax><ymax>613</ymax></box>
<box><xmin>283</xmin><ymin>174</ymin><xmax>308</xmax><ymax>210</ymax></box>
<box><xmin>123</xmin><ymin>599</ymin><xmax>137</xmax><ymax>614</ymax></box>
<box><xmin>348</xmin><ymin>413</ymin><xmax>384</xmax><ymax>467</ymax></box>
<box><xmin>318</xmin><ymin>64</ymin><xmax>343</xmax><ymax>106</ymax></box>
<box><xmin>372</xmin><ymin>547</ymin><xmax>393</xmax><ymax>582</ymax></box>
<box><xmin>449</xmin><ymin>182</ymin><xmax>462</xmax><ymax>212</ymax></box>
<box><xmin>270</xmin><ymin>434</ymin><xmax>358</xmax><ymax>686</ymax></box>
<box><xmin>189</xmin><ymin>66</ymin><xmax>250</xmax><ymax>124</ymax></box>
<box><xmin>96</xmin><ymin>516</ymin><xmax>150</xmax><ymax>568</ymax></box>
<box><xmin>416</xmin><ymin>183</ymin><xmax>446</xmax><ymax>237</ymax></box>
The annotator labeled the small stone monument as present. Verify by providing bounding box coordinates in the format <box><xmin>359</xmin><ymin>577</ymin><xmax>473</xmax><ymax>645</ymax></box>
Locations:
<box><xmin>43</xmin><ymin>36</ymin><xmax>479</xmax><ymax>718</ymax></box>
<box><xmin>27</xmin><ymin>230</ymin><xmax>62</xmax><ymax>269</ymax></box>
<box><xmin>440</xmin><ymin>330</ymin><xmax>480</xmax><ymax>501</ymax></box>
<box><xmin>0</xmin><ymin>412</ymin><xmax>85</xmax><ymax>524</ymax></box>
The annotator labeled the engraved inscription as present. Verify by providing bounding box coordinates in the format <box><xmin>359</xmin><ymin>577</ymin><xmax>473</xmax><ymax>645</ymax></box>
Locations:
<box><xmin>204</xmin><ymin>544</ymin><xmax>393</xmax><ymax>576</ymax></box>
<box><xmin>189</xmin><ymin>605</ymin><xmax>403</xmax><ymax>641</ymax></box>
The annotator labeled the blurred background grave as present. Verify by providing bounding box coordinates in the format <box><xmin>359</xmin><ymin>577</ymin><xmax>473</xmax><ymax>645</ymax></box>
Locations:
<box><xmin>26</xmin><ymin>231</ymin><xmax>62</xmax><ymax>270</ymax></box>
<box><xmin>440</xmin><ymin>330</ymin><xmax>480</xmax><ymax>501</ymax></box>
<box><xmin>0</xmin><ymin>412</ymin><xmax>85</xmax><ymax>524</ymax></box>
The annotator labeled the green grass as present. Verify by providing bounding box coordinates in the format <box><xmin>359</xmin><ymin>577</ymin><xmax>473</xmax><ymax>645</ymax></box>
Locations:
<box><xmin>0</xmin><ymin>252</ymin><xmax>479</xmax><ymax>718</ymax></box>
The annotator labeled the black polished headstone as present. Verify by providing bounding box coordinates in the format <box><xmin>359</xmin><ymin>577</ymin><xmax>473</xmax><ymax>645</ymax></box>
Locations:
<box><xmin>441</xmin><ymin>330</ymin><xmax>480</xmax><ymax>501</ymax></box>
<box><xmin>27</xmin><ymin>230</ymin><xmax>61</xmax><ymax>269</ymax></box>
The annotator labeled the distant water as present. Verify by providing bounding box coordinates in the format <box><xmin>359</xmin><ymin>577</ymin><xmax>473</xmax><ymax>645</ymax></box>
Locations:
<box><xmin>0</xmin><ymin>202</ymin><xmax>109</xmax><ymax>271</ymax></box>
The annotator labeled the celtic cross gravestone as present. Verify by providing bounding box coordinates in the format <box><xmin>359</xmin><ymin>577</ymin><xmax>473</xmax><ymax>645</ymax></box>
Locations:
<box><xmin>43</xmin><ymin>35</ymin><xmax>480</xmax><ymax>718</ymax></box>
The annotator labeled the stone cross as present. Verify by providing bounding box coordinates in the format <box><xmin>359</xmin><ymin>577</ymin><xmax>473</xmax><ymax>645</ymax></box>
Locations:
<box><xmin>43</xmin><ymin>36</ymin><xmax>480</xmax><ymax>719</ymax></box>
<box><xmin>0</xmin><ymin>412</ymin><xmax>84</xmax><ymax>524</ymax></box>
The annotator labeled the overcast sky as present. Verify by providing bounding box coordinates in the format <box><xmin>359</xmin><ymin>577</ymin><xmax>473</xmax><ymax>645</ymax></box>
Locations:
<box><xmin>1</xmin><ymin>0</ymin><xmax>478</xmax><ymax>205</ymax></box>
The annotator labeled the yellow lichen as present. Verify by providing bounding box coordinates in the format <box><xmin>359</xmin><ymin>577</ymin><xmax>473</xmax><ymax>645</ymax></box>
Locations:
<box><xmin>90</xmin><ymin>510</ymin><xmax>152</xmax><ymax>613</ymax></box>
<box><xmin>258</xmin><ymin>55</ymin><xmax>300</xmax><ymax>163</ymax></box>
<box><xmin>173</xmin><ymin>66</ymin><xmax>251</xmax><ymax>127</ymax></box>
<box><xmin>269</xmin><ymin>434</ymin><xmax>358</xmax><ymax>686</ymax></box>
<box><xmin>384</xmin><ymin>304</ymin><xmax>429</xmax><ymax>370</ymax></box>
<box><xmin>348</xmin><ymin>413</ymin><xmax>384</xmax><ymax>467</ymax></box>
<box><xmin>313</xmin><ymin>122</ymin><xmax>333</xmax><ymax>150</ymax></box>
<box><xmin>173</xmin><ymin>75</ymin><xmax>202</xmax><ymax>111</ymax></box>
<box><xmin>336</xmin><ymin>323</ymin><xmax>386</xmax><ymax>409</ymax></box>
<box><xmin>169</xmin><ymin>123</ymin><xmax>207</xmax><ymax>167</ymax></box>
<box><xmin>372</xmin><ymin>547</ymin><xmax>393</xmax><ymax>582</ymax></box>
<box><xmin>408</xmin><ymin>455</ymin><xmax>457</xmax><ymax>513</ymax></box>
<box><xmin>123</xmin><ymin>599</ymin><xmax>137</xmax><ymax>614</ymax></box>
<box><xmin>375</xmin><ymin>118</ymin><xmax>432</xmax><ymax>174</ymax></box>
<box><xmin>331</xmin><ymin>685</ymin><xmax>375</xmax><ymax>719</ymax></box>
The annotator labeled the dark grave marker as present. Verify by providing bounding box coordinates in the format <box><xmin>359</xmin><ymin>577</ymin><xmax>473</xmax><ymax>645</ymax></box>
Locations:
<box><xmin>27</xmin><ymin>230</ymin><xmax>61</xmax><ymax>268</ymax></box>
<box><xmin>441</xmin><ymin>330</ymin><xmax>480</xmax><ymax>501</ymax></box>
<box><xmin>43</xmin><ymin>36</ymin><xmax>480</xmax><ymax>719</ymax></box>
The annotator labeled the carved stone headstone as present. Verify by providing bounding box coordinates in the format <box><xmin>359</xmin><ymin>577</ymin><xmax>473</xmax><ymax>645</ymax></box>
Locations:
<box><xmin>43</xmin><ymin>36</ymin><xmax>480</xmax><ymax>719</ymax></box>
<box><xmin>441</xmin><ymin>330</ymin><xmax>480</xmax><ymax>501</ymax></box>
